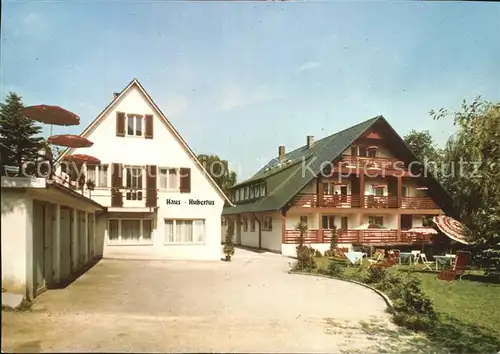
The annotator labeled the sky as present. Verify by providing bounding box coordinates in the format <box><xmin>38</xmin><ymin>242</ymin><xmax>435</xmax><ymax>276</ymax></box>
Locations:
<box><xmin>2</xmin><ymin>1</ymin><xmax>499</xmax><ymax>181</ymax></box>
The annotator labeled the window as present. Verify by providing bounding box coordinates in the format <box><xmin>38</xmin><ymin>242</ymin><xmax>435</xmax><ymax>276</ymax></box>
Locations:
<box><xmin>260</xmin><ymin>184</ymin><xmax>266</xmax><ymax>197</ymax></box>
<box><xmin>351</xmin><ymin>146</ymin><xmax>357</xmax><ymax>156</ymax></box>
<box><xmin>125</xmin><ymin>167</ymin><xmax>143</xmax><ymax>200</ymax></box>
<box><xmin>244</xmin><ymin>187</ymin><xmax>248</xmax><ymax>200</ymax></box>
<box><xmin>262</xmin><ymin>216</ymin><xmax>272</xmax><ymax>231</ymax></box>
<box><xmin>322</xmin><ymin>215</ymin><xmax>335</xmax><ymax>229</ymax></box>
<box><xmin>250</xmin><ymin>217</ymin><xmax>255</xmax><ymax>232</ymax></box>
<box><xmin>239</xmin><ymin>189</ymin><xmax>244</xmax><ymax>201</ymax></box>
<box><xmin>243</xmin><ymin>216</ymin><xmax>248</xmax><ymax>231</ymax></box>
<box><xmin>108</xmin><ymin>219</ymin><xmax>152</xmax><ymax>243</ymax></box>
<box><xmin>109</xmin><ymin>219</ymin><xmax>119</xmax><ymax>240</ymax></box>
<box><xmin>159</xmin><ymin>167</ymin><xmax>179</xmax><ymax>191</ymax></box>
<box><xmin>87</xmin><ymin>165</ymin><xmax>96</xmax><ymax>183</ymax></box>
<box><xmin>300</xmin><ymin>215</ymin><xmax>308</xmax><ymax>226</ymax></box>
<box><xmin>249</xmin><ymin>186</ymin><xmax>255</xmax><ymax>199</ymax></box>
<box><xmin>358</xmin><ymin>146</ymin><xmax>367</xmax><ymax>157</ymax></box>
<box><xmin>368</xmin><ymin>216</ymin><xmax>384</xmax><ymax>225</ymax></box>
<box><xmin>373</xmin><ymin>186</ymin><xmax>384</xmax><ymax>196</ymax></box>
<box><xmin>127</xmin><ymin>114</ymin><xmax>143</xmax><ymax>136</ymax></box>
<box><xmin>340</xmin><ymin>217</ymin><xmax>348</xmax><ymax>231</ymax></box>
<box><xmin>97</xmin><ymin>164</ymin><xmax>108</xmax><ymax>187</ymax></box>
<box><xmin>401</xmin><ymin>186</ymin><xmax>408</xmax><ymax>197</ymax></box>
<box><xmin>368</xmin><ymin>148</ymin><xmax>377</xmax><ymax>158</ymax></box>
<box><xmin>165</xmin><ymin>219</ymin><xmax>205</xmax><ymax>244</ymax></box>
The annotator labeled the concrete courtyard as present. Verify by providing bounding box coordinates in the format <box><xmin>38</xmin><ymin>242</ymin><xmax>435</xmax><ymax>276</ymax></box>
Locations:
<box><xmin>2</xmin><ymin>248</ymin><xmax>416</xmax><ymax>353</ymax></box>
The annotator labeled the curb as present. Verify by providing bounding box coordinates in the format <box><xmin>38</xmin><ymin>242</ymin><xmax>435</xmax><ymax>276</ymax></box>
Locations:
<box><xmin>288</xmin><ymin>270</ymin><xmax>395</xmax><ymax>313</ymax></box>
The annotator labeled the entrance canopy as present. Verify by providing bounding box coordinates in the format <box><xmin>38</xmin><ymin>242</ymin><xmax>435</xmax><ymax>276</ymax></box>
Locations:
<box><xmin>432</xmin><ymin>215</ymin><xmax>472</xmax><ymax>245</ymax></box>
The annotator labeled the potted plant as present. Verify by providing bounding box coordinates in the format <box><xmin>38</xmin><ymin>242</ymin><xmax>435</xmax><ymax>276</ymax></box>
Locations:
<box><xmin>86</xmin><ymin>179</ymin><xmax>95</xmax><ymax>197</ymax></box>
<box><xmin>223</xmin><ymin>220</ymin><xmax>235</xmax><ymax>261</ymax></box>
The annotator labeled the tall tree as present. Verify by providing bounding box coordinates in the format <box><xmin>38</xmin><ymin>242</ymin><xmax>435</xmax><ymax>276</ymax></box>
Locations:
<box><xmin>403</xmin><ymin>129</ymin><xmax>441</xmax><ymax>164</ymax></box>
<box><xmin>432</xmin><ymin>97</ymin><xmax>500</xmax><ymax>274</ymax></box>
<box><xmin>197</xmin><ymin>154</ymin><xmax>237</xmax><ymax>201</ymax></box>
<box><xmin>0</xmin><ymin>92</ymin><xmax>44</xmax><ymax>175</ymax></box>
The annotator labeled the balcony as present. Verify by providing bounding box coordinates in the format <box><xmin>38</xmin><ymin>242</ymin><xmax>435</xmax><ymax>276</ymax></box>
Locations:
<box><xmin>290</xmin><ymin>193</ymin><xmax>439</xmax><ymax>210</ymax></box>
<box><xmin>340</xmin><ymin>155</ymin><xmax>405</xmax><ymax>170</ymax></box>
<box><xmin>284</xmin><ymin>229</ymin><xmax>432</xmax><ymax>246</ymax></box>
<box><xmin>364</xmin><ymin>195</ymin><xmax>398</xmax><ymax>208</ymax></box>
<box><xmin>291</xmin><ymin>194</ymin><xmax>361</xmax><ymax>208</ymax></box>
<box><xmin>52</xmin><ymin>176</ymin><xmax>158</xmax><ymax>209</ymax></box>
<box><xmin>401</xmin><ymin>197</ymin><xmax>438</xmax><ymax>209</ymax></box>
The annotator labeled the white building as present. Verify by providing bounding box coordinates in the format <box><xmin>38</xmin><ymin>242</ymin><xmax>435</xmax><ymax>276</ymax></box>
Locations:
<box><xmin>1</xmin><ymin>177</ymin><xmax>105</xmax><ymax>300</ymax></box>
<box><xmin>56</xmin><ymin>78</ymin><xmax>230</xmax><ymax>261</ymax></box>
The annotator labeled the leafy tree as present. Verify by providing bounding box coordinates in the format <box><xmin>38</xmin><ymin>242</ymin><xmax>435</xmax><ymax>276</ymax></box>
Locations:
<box><xmin>432</xmin><ymin>97</ymin><xmax>500</xmax><ymax>274</ymax></box>
<box><xmin>403</xmin><ymin>129</ymin><xmax>442</xmax><ymax>174</ymax></box>
<box><xmin>197</xmin><ymin>154</ymin><xmax>237</xmax><ymax>201</ymax></box>
<box><xmin>0</xmin><ymin>92</ymin><xmax>44</xmax><ymax>176</ymax></box>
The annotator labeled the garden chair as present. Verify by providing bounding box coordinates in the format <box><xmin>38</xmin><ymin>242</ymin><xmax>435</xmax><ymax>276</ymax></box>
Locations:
<box><xmin>367</xmin><ymin>252</ymin><xmax>383</xmax><ymax>266</ymax></box>
<box><xmin>388</xmin><ymin>249</ymin><xmax>400</xmax><ymax>265</ymax></box>
<box><xmin>419</xmin><ymin>253</ymin><xmax>434</xmax><ymax>271</ymax></box>
<box><xmin>411</xmin><ymin>250</ymin><xmax>421</xmax><ymax>263</ymax></box>
<box><xmin>437</xmin><ymin>251</ymin><xmax>471</xmax><ymax>281</ymax></box>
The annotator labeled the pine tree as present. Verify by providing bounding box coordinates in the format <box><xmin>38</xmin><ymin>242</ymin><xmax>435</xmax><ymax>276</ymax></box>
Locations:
<box><xmin>0</xmin><ymin>92</ymin><xmax>44</xmax><ymax>176</ymax></box>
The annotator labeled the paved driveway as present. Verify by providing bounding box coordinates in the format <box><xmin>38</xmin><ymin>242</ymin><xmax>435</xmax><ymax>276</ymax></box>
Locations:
<box><xmin>2</xmin><ymin>248</ymin><xmax>415</xmax><ymax>353</ymax></box>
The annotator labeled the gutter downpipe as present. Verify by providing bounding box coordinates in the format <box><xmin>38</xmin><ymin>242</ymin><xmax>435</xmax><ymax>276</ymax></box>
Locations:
<box><xmin>252</xmin><ymin>213</ymin><xmax>262</xmax><ymax>249</ymax></box>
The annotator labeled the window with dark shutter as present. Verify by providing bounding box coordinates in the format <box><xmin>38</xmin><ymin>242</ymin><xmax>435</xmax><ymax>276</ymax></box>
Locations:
<box><xmin>146</xmin><ymin>165</ymin><xmax>158</xmax><ymax>207</ymax></box>
<box><xmin>111</xmin><ymin>163</ymin><xmax>123</xmax><ymax>207</ymax></box>
<box><xmin>116</xmin><ymin>112</ymin><xmax>126</xmax><ymax>137</ymax></box>
<box><xmin>145</xmin><ymin>114</ymin><xmax>154</xmax><ymax>139</ymax></box>
<box><xmin>179</xmin><ymin>168</ymin><xmax>191</xmax><ymax>193</ymax></box>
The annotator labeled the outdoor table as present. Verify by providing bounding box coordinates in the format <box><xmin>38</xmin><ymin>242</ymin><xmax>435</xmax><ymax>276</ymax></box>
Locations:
<box><xmin>399</xmin><ymin>252</ymin><xmax>413</xmax><ymax>265</ymax></box>
<box><xmin>344</xmin><ymin>252</ymin><xmax>365</xmax><ymax>266</ymax></box>
<box><xmin>433</xmin><ymin>255</ymin><xmax>455</xmax><ymax>271</ymax></box>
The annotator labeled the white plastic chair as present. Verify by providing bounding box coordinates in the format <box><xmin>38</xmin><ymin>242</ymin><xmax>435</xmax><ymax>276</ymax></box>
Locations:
<box><xmin>420</xmin><ymin>254</ymin><xmax>434</xmax><ymax>271</ymax></box>
<box><xmin>411</xmin><ymin>250</ymin><xmax>421</xmax><ymax>263</ymax></box>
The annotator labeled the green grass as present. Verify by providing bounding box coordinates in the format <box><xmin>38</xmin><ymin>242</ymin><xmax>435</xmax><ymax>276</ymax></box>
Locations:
<box><xmin>312</xmin><ymin>256</ymin><xmax>500</xmax><ymax>353</ymax></box>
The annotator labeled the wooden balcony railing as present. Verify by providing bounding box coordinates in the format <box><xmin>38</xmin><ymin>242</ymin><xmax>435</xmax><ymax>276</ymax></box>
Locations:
<box><xmin>364</xmin><ymin>195</ymin><xmax>398</xmax><ymax>208</ymax></box>
<box><xmin>284</xmin><ymin>229</ymin><xmax>429</xmax><ymax>245</ymax></box>
<box><xmin>401</xmin><ymin>197</ymin><xmax>438</xmax><ymax>209</ymax></box>
<box><xmin>290</xmin><ymin>193</ymin><xmax>439</xmax><ymax>210</ymax></box>
<box><xmin>291</xmin><ymin>193</ymin><xmax>361</xmax><ymax>208</ymax></box>
<box><xmin>339</xmin><ymin>155</ymin><xmax>406</xmax><ymax>170</ymax></box>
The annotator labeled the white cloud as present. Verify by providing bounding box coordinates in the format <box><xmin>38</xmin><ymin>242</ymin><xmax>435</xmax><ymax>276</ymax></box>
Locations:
<box><xmin>219</xmin><ymin>84</ymin><xmax>282</xmax><ymax>111</ymax></box>
<box><xmin>296</xmin><ymin>61</ymin><xmax>322</xmax><ymax>72</ymax></box>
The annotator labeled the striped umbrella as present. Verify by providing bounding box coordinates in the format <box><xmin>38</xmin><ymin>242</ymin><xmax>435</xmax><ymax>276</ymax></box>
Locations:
<box><xmin>432</xmin><ymin>215</ymin><xmax>472</xmax><ymax>245</ymax></box>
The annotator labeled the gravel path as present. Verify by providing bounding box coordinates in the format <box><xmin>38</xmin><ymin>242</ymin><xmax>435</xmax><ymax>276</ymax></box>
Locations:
<box><xmin>2</xmin><ymin>248</ymin><xmax>426</xmax><ymax>353</ymax></box>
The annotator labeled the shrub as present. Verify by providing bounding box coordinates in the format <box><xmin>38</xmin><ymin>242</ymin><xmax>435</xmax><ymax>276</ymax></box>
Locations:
<box><xmin>314</xmin><ymin>249</ymin><xmax>323</xmax><ymax>257</ymax></box>
<box><xmin>363</xmin><ymin>265</ymin><xmax>387</xmax><ymax>284</ymax></box>
<box><xmin>324</xmin><ymin>249</ymin><xmax>333</xmax><ymax>257</ymax></box>
<box><xmin>223</xmin><ymin>220</ymin><xmax>235</xmax><ymax>258</ymax></box>
<box><xmin>323</xmin><ymin>261</ymin><xmax>345</xmax><ymax>277</ymax></box>
<box><xmin>294</xmin><ymin>245</ymin><xmax>317</xmax><ymax>271</ymax></box>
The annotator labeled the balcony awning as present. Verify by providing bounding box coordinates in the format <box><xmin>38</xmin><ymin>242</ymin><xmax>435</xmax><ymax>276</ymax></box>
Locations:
<box><xmin>368</xmin><ymin>145</ymin><xmax>379</xmax><ymax>149</ymax></box>
<box><xmin>432</xmin><ymin>215</ymin><xmax>472</xmax><ymax>245</ymax></box>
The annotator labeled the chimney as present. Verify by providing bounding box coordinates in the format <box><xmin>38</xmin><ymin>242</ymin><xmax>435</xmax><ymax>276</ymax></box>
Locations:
<box><xmin>113</xmin><ymin>92</ymin><xmax>120</xmax><ymax>99</ymax></box>
<box><xmin>278</xmin><ymin>145</ymin><xmax>285</xmax><ymax>161</ymax></box>
<box><xmin>307</xmin><ymin>135</ymin><xmax>315</xmax><ymax>148</ymax></box>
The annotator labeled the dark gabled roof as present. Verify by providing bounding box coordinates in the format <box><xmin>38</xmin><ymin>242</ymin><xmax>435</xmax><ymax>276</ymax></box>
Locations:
<box><xmin>223</xmin><ymin>116</ymin><xmax>381</xmax><ymax>214</ymax></box>
<box><xmin>223</xmin><ymin>115</ymin><xmax>456</xmax><ymax>217</ymax></box>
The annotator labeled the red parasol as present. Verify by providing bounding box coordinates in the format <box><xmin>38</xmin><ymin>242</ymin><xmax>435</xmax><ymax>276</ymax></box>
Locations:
<box><xmin>63</xmin><ymin>154</ymin><xmax>100</xmax><ymax>165</ymax></box>
<box><xmin>21</xmin><ymin>105</ymin><xmax>80</xmax><ymax>126</ymax></box>
<box><xmin>432</xmin><ymin>215</ymin><xmax>472</xmax><ymax>245</ymax></box>
<box><xmin>48</xmin><ymin>134</ymin><xmax>93</xmax><ymax>148</ymax></box>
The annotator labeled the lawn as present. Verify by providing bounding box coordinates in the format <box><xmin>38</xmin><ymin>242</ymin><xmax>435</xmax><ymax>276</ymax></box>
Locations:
<box><xmin>313</xmin><ymin>256</ymin><xmax>500</xmax><ymax>353</ymax></box>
